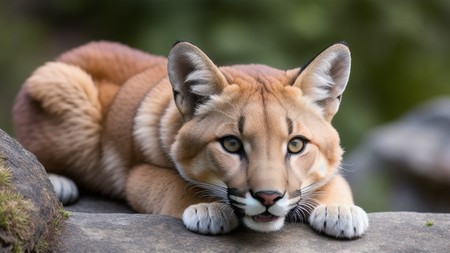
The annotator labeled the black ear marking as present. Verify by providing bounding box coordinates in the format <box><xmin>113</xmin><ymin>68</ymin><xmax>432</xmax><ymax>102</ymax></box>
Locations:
<box><xmin>336</xmin><ymin>41</ymin><xmax>349</xmax><ymax>47</ymax></box>
<box><xmin>172</xmin><ymin>40</ymin><xmax>187</xmax><ymax>48</ymax></box>
<box><xmin>298</xmin><ymin>42</ymin><xmax>349</xmax><ymax>75</ymax></box>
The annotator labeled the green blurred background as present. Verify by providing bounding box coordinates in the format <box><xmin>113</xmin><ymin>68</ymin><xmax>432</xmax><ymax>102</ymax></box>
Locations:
<box><xmin>1</xmin><ymin>0</ymin><xmax>449</xmax><ymax>211</ymax></box>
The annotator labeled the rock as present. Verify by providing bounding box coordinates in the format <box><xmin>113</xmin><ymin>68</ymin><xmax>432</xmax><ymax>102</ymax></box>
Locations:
<box><xmin>58</xmin><ymin>195</ymin><xmax>450</xmax><ymax>252</ymax></box>
<box><xmin>64</xmin><ymin>195</ymin><xmax>134</xmax><ymax>214</ymax></box>
<box><xmin>1</xmin><ymin>128</ymin><xmax>449</xmax><ymax>252</ymax></box>
<box><xmin>369</xmin><ymin>98</ymin><xmax>450</xmax><ymax>182</ymax></box>
<box><xmin>0</xmin><ymin>129</ymin><xmax>65</xmax><ymax>252</ymax></box>
<box><xmin>346</xmin><ymin>97</ymin><xmax>450</xmax><ymax>212</ymax></box>
<box><xmin>55</xmin><ymin>212</ymin><xmax>449</xmax><ymax>252</ymax></box>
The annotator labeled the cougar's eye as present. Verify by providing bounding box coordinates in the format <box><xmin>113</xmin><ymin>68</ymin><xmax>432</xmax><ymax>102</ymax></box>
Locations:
<box><xmin>287</xmin><ymin>137</ymin><xmax>308</xmax><ymax>154</ymax></box>
<box><xmin>220</xmin><ymin>136</ymin><xmax>242</xmax><ymax>153</ymax></box>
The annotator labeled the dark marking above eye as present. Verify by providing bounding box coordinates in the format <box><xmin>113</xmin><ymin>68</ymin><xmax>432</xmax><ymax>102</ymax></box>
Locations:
<box><xmin>286</xmin><ymin>117</ymin><xmax>293</xmax><ymax>135</ymax></box>
<box><xmin>238</xmin><ymin>116</ymin><xmax>245</xmax><ymax>134</ymax></box>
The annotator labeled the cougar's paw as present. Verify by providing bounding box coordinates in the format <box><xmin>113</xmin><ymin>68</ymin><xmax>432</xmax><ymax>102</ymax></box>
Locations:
<box><xmin>48</xmin><ymin>174</ymin><xmax>79</xmax><ymax>205</ymax></box>
<box><xmin>182</xmin><ymin>203</ymin><xmax>239</xmax><ymax>235</ymax></box>
<box><xmin>309</xmin><ymin>204</ymin><xmax>369</xmax><ymax>239</ymax></box>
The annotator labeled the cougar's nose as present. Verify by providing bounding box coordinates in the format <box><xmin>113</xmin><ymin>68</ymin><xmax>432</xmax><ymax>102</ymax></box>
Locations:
<box><xmin>253</xmin><ymin>191</ymin><xmax>284</xmax><ymax>207</ymax></box>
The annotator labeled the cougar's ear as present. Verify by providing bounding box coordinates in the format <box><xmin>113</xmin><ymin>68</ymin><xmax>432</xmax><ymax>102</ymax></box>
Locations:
<box><xmin>168</xmin><ymin>41</ymin><xmax>228</xmax><ymax>120</ymax></box>
<box><xmin>292</xmin><ymin>43</ymin><xmax>351</xmax><ymax>122</ymax></box>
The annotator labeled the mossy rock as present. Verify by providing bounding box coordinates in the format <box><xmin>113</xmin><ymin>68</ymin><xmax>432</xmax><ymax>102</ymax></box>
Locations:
<box><xmin>0</xmin><ymin>129</ymin><xmax>66</xmax><ymax>252</ymax></box>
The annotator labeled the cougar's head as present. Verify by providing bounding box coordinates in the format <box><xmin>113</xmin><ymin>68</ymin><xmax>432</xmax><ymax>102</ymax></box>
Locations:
<box><xmin>168</xmin><ymin>41</ymin><xmax>350</xmax><ymax>232</ymax></box>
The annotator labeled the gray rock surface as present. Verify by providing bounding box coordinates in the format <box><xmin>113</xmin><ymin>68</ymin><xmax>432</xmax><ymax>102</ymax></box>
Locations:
<box><xmin>56</xmin><ymin>212</ymin><xmax>449</xmax><ymax>253</ymax></box>
<box><xmin>2</xmin><ymin>124</ymin><xmax>449</xmax><ymax>252</ymax></box>
<box><xmin>65</xmin><ymin>195</ymin><xmax>134</xmax><ymax>214</ymax></box>
<box><xmin>0</xmin><ymin>129</ymin><xmax>63</xmax><ymax>252</ymax></box>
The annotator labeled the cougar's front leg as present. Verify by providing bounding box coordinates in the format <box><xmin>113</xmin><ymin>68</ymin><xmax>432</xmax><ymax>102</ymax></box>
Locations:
<box><xmin>125</xmin><ymin>164</ymin><xmax>203</xmax><ymax>217</ymax></box>
<box><xmin>308</xmin><ymin>175</ymin><xmax>369</xmax><ymax>239</ymax></box>
<box><xmin>125</xmin><ymin>164</ymin><xmax>238</xmax><ymax>235</ymax></box>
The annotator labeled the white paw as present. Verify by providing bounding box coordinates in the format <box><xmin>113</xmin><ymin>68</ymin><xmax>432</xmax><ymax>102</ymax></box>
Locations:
<box><xmin>309</xmin><ymin>204</ymin><xmax>369</xmax><ymax>239</ymax></box>
<box><xmin>182</xmin><ymin>203</ymin><xmax>239</xmax><ymax>235</ymax></box>
<box><xmin>48</xmin><ymin>174</ymin><xmax>79</xmax><ymax>205</ymax></box>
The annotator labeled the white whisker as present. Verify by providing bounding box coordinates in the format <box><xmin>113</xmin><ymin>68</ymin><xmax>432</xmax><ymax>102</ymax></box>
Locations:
<box><xmin>185</xmin><ymin>180</ymin><xmax>228</xmax><ymax>202</ymax></box>
<box><xmin>231</xmin><ymin>203</ymin><xmax>246</xmax><ymax>209</ymax></box>
<box><xmin>210</xmin><ymin>109</ymin><xmax>237</xmax><ymax>122</ymax></box>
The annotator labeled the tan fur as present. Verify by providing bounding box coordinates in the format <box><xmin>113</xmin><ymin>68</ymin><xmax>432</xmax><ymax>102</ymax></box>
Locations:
<box><xmin>13</xmin><ymin>41</ymin><xmax>368</xmax><ymax>237</ymax></box>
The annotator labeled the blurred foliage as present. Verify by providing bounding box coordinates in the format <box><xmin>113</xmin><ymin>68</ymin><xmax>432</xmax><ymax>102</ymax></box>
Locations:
<box><xmin>0</xmin><ymin>0</ymin><xmax>449</xmax><ymax>210</ymax></box>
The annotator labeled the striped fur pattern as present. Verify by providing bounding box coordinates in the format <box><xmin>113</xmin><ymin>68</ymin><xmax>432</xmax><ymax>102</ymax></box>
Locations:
<box><xmin>13</xmin><ymin>41</ymin><xmax>368</xmax><ymax>238</ymax></box>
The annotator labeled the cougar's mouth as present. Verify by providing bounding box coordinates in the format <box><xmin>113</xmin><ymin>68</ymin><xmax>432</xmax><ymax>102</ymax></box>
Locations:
<box><xmin>252</xmin><ymin>211</ymin><xmax>280</xmax><ymax>223</ymax></box>
<box><xmin>228</xmin><ymin>190</ymin><xmax>291</xmax><ymax>232</ymax></box>
<box><xmin>243</xmin><ymin>211</ymin><xmax>286</xmax><ymax>232</ymax></box>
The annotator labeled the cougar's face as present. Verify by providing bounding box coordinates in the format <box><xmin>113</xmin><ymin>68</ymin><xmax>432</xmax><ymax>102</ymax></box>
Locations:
<box><xmin>171</xmin><ymin>66</ymin><xmax>342</xmax><ymax>232</ymax></box>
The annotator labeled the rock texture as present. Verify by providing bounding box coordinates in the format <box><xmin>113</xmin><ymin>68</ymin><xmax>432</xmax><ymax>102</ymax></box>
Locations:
<box><xmin>0</xmin><ymin>129</ymin><xmax>64</xmax><ymax>252</ymax></box>
<box><xmin>65</xmin><ymin>195</ymin><xmax>133</xmax><ymax>214</ymax></box>
<box><xmin>56</xmin><ymin>211</ymin><xmax>449</xmax><ymax>253</ymax></box>
<box><xmin>1</xmin><ymin>128</ymin><xmax>449</xmax><ymax>252</ymax></box>
<box><xmin>347</xmin><ymin>97</ymin><xmax>450</xmax><ymax>212</ymax></box>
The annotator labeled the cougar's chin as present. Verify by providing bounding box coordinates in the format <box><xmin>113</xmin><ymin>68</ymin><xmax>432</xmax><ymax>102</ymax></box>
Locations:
<box><xmin>242</xmin><ymin>213</ymin><xmax>285</xmax><ymax>232</ymax></box>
